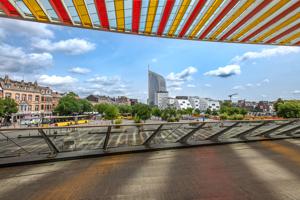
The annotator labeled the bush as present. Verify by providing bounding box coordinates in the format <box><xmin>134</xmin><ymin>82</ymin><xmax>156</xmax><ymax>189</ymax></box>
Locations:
<box><xmin>220</xmin><ymin>113</ymin><xmax>228</xmax><ymax>120</ymax></box>
<box><xmin>134</xmin><ymin>116</ymin><xmax>141</xmax><ymax>123</ymax></box>
<box><xmin>114</xmin><ymin>118</ymin><xmax>122</xmax><ymax>124</ymax></box>
<box><xmin>228</xmin><ymin>114</ymin><xmax>244</xmax><ymax>120</ymax></box>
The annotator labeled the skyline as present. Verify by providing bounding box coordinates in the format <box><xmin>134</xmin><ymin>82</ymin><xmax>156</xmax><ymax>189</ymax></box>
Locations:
<box><xmin>0</xmin><ymin>18</ymin><xmax>300</xmax><ymax>102</ymax></box>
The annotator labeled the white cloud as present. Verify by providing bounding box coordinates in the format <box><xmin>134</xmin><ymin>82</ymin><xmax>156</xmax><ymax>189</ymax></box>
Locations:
<box><xmin>204</xmin><ymin>83</ymin><xmax>212</xmax><ymax>87</ymax></box>
<box><xmin>69</xmin><ymin>67</ymin><xmax>91</xmax><ymax>74</ymax></box>
<box><xmin>262</xmin><ymin>78</ymin><xmax>270</xmax><ymax>83</ymax></box>
<box><xmin>0</xmin><ymin>18</ymin><xmax>54</xmax><ymax>38</ymax></box>
<box><xmin>292</xmin><ymin>90</ymin><xmax>300</xmax><ymax>95</ymax></box>
<box><xmin>38</xmin><ymin>75</ymin><xmax>77</xmax><ymax>86</ymax></box>
<box><xmin>167</xmin><ymin>66</ymin><xmax>197</xmax><ymax>81</ymax></box>
<box><xmin>87</xmin><ymin>75</ymin><xmax>121</xmax><ymax>86</ymax></box>
<box><xmin>204</xmin><ymin>64</ymin><xmax>241</xmax><ymax>78</ymax></box>
<box><xmin>32</xmin><ymin>38</ymin><xmax>96</xmax><ymax>55</ymax></box>
<box><xmin>232</xmin><ymin>46</ymin><xmax>300</xmax><ymax>63</ymax></box>
<box><xmin>187</xmin><ymin>84</ymin><xmax>196</xmax><ymax>88</ymax></box>
<box><xmin>151</xmin><ymin>58</ymin><xmax>157</xmax><ymax>62</ymax></box>
<box><xmin>0</xmin><ymin>43</ymin><xmax>52</xmax><ymax>73</ymax></box>
<box><xmin>232</xmin><ymin>85</ymin><xmax>245</xmax><ymax>90</ymax></box>
<box><xmin>246</xmin><ymin>83</ymin><xmax>253</xmax><ymax>87</ymax></box>
<box><xmin>256</xmin><ymin>83</ymin><xmax>261</xmax><ymax>87</ymax></box>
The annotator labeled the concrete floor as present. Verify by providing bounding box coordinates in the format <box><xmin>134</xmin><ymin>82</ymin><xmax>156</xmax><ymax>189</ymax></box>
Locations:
<box><xmin>1</xmin><ymin>139</ymin><xmax>300</xmax><ymax>200</ymax></box>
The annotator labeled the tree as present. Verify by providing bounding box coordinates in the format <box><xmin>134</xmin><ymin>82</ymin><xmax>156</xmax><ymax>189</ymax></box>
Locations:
<box><xmin>118</xmin><ymin>104</ymin><xmax>132</xmax><ymax>115</ymax></box>
<box><xmin>79</xmin><ymin>99</ymin><xmax>93</xmax><ymax>113</ymax></box>
<box><xmin>132</xmin><ymin>103</ymin><xmax>152</xmax><ymax>122</ymax></box>
<box><xmin>161</xmin><ymin>108</ymin><xmax>180</xmax><ymax>122</ymax></box>
<box><xmin>0</xmin><ymin>98</ymin><xmax>18</xmax><ymax>124</ymax></box>
<box><xmin>152</xmin><ymin>107</ymin><xmax>161</xmax><ymax>119</ymax></box>
<box><xmin>194</xmin><ymin>108</ymin><xmax>201</xmax><ymax>115</ymax></box>
<box><xmin>94</xmin><ymin>103</ymin><xmax>110</xmax><ymax>115</ymax></box>
<box><xmin>277</xmin><ymin>101</ymin><xmax>300</xmax><ymax>118</ymax></box>
<box><xmin>54</xmin><ymin>92</ymin><xmax>81</xmax><ymax>115</ymax></box>
<box><xmin>103</xmin><ymin>104</ymin><xmax>119</xmax><ymax>122</ymax></box>
<box><xmin>186</xmin><ymin>108</ymin><xmax>193</xmax><ymax>116</ymax></box>
<box><xmin>205</xmin><ymin>108</ymin><xmax>212</xmax><ymax>115</ymax></box>
<box><xmin>274</xmin><ymin>98</ymin><xmax>284</xmax><ymax>112</ymax></box>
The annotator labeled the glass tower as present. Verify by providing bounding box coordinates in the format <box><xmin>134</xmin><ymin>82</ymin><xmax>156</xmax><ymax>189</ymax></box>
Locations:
<box><xmin>148</xmin><ymin>70</ymin><xmax>167</xmax><ymax>105</ymax></box>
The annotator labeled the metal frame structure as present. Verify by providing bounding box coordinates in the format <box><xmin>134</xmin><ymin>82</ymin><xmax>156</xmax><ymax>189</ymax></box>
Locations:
<box><xmin>1</xmin><ymin>119</ymin><xmax>300</xmax><ymax>167</ymax></box>
<box><xmin>0</xmin><ymin>0</ymin><xmax>299</xmax><ymax>46</ymax></box>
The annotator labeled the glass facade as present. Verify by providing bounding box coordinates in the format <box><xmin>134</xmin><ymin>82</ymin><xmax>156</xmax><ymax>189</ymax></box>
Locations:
<box><xmin>148</xmin><ymin>70</ymin><xmax>167</xmax><ymax>105</ymax></box>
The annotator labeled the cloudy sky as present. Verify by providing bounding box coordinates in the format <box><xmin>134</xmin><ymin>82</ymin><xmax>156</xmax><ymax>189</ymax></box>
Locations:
<box><xmin>0</xmin><ymin>17</ymin><xmax>300</xmax><ymax>102</ymax></box>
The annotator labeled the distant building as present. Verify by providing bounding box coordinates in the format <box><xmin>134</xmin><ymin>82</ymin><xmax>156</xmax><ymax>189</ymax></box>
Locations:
<box><xmin>148</xmin><ymin>70</ymin><xmax>168</xmax><ymax>106</ymax></box>
<box><xmin>155</xmin><ymin>91</ymin><xmax>169</xmax><ymax>109</ymax></box>
<box><xmin>175</xmin><ymin>98</ymin><xmax>192</xmax><ymax>110</ymax></box>
<box><xmin>0</xmin><ymin>75</ymin><xmax>61</xmax><ymax>117</ymax></box>
<box><xmin>86</xmin><ymin>95</ymin><xmax>137</xmax><ymax>106</ymax></box>
<box><xmin>207</xmin><ymin>99</ymin><xmax>220</xmax><ymax>111</ymax></box>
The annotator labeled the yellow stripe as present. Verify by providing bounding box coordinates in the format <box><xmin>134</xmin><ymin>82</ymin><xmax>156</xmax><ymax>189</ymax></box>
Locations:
<box><xmin>280</xmin><ymin>32</ymin><xmax>300</xmax><ymax>44</ymax></box>
<box><xmin>145</xmin><ymin>0</ymin><xmax>159</xmax><ymax>33</ymax></box>
<box><xmin>189</xmin><ymin>0</ymin><xmax>223</xmax><ymax>38</ymax></box>
<box><xmin>114</xmin><ymin>0</ymin><xmax>125</xmax><ymax>31</ymax></box>
<box><xmin>210</xmin><ymin>0</ymin><xmax>254</xmax><ymax>40</ymax></box>
<box><xmin>232</xmin><ymin>0</ymin><xmax>290</xmax><ymax>41</ymax></box>
<box><xmin>261</xmin><ymin>141</ymin><xmax>300</xmax><ymax>166</ymax></box>
<box><xmin>255</xmin><ymin>13</ymin><xmax>300</xmax><ymax>42</ymax></box>
<box><xmin>168</xmin><ymin>0</ymin><xmax>191</xmax><ymax>36</ymax></box>
<box><xmin>72</xmin><ymin>0</ymin><xmax>92</xmax><ymax>28</ymax></box>
<box><xmin>23</xmin><ymin>0</ymin><xmax>49</xmax><ymax>22</ymax></box>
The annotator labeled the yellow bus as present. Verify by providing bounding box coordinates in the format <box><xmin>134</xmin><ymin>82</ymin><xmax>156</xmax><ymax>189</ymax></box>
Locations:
<box><xmin>41</xmin><ymin>115</ymin><xmax>90</xmax><ymax>127</ymax></box>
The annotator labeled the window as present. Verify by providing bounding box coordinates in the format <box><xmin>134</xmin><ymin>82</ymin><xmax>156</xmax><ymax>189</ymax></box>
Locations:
<box><xmin>41</xmin><ymin>105</ymin><xmax>44</xmax><ymax>110</ymax></box>
<box><xmin>15</xmin><ymin>93</ymin><xmax>20</xmax><ymax>101</ymax></box>
<box><xmin>22</xmin><ymin>94</ymin><xmax>26</xmax><ymax>101</ymax></box>
<box><xmin>35</xmin><ymin>105</ymin><xmax>39</xmax><ymax>111</ymax></box>
<box><xmin>28</xmin><ymin>95</ymin><xmax>32</xmax><ymax>101</ymax></box>
<box><xmin>5</xmin><ymin>93</ymin><xmax>11</xmax><ymax>98</ymax></box>
<box><xmin>35</xmin><ymin>95</ymin><xmax>40</xmax><ymax>102</ymax></box>
<box><xmin>28</xmin><ymin>105</ymin><xmax>32</xmax><ymax>111</ymax></box>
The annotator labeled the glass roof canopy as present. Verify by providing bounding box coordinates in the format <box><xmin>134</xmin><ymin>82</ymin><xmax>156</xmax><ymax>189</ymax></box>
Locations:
<box><xmin>0</xmin><ymin>0</ymin><xmax>299</xmax><ymax>46</ymax></box>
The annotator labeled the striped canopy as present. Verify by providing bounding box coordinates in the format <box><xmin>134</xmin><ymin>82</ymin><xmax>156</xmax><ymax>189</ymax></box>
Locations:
<box><xmin>0</xmin><ymin>0</ymin><xmax>299</xmax><ymax>46</ymax></box>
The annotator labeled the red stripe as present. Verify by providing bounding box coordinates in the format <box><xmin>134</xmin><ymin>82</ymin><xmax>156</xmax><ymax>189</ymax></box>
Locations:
<box><xmin>295</xmin><ymin>41</ymin><xmax>300</xmax><ymax>46</ymax></box>
<box><xmin>157</xmin><ymin>0</ymin><xmax>175</xmax><ymax>35</ymax></box>
<box><xmin>242</xmin><ymin>1</ymin><xmax>300</xmax><ymax>42</ymax></box>
<box><xmin>49</xmin><ymin>0</ymin><xmax>72</xmax><ymax>25</ymax></box>
<box><xmin>266</xmin><ymin>23</ymin><xmax>300</xmax><ymax>44</ymax></box>
<box><xmin>0</xmin><ymin>0</ymin><xmax>21</xmax><ymax>17</ymax></box>
<box><xmin>132</xmin><ymin>0</ymin><xmax>142</xmax><ymax>33</ymax></box>
<box><xmin>94</xmin><ymin>0</ymin><xmax>109</xmax><ymax>29</ymax></box>
<box><xmin>220</xmin><ymin>0</ymin><xmax>272</xmax><ymax>41</ymax></box>
<box><xmin>199</xmin><ymin>0</ymin><xmax>239</xmax><ymax>40</ymax></box>
<box><xmin>178</xmin><ymin>0</ymin><xmax>206</xmax><ymax>38</ymax></box>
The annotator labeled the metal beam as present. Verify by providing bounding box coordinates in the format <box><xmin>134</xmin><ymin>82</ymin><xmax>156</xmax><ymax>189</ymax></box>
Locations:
<box><xmin>103</xmin><ymin>126</ymin><xmax>112</xmax><ymax>150</ymax></box>
<box><xmin>0</xmin><ymin>131</ymin><xmax>30</xmax><ymax>154</ymax></box>
<box><xmin>176</xmin><ymin>123</ymin><xmax>206</xmax><ymax>143</ymax></box>
<box><xmin>38</xmin><ymin>129</ymin><xmax>59</xmax><ymax>156</ymax></box>
<box><xmin>143</xmin><ymin>124</ymin><xmax>164</xmax><ymax>146</ymax></box>
<box><xmin>274</xmin><ymin>125</ymin><xmax>300</xmax><ymax>137</ymax></box>
<box><xmin>206</xmin><ymin>122</ymin><xmax>239</xmax><ymax>142</ymax></box>
<box><xmin>261</xmin><ymin>120</ymin><xmax>297</xmax><ymax>138</ymax></box>
<box><xmin>234</xmin><ymin>121</ymin><xmax>270</xmax><ymax>139</ymax></box>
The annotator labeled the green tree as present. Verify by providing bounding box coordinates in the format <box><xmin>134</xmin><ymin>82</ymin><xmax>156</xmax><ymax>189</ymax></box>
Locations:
<box><xmin>186</xmin><ymin>108</ymin><xmax>193</xmax><ymax>116</ymax></box>
<box><xmin>94</xmin><ymin>103</ymin><xmax>110</xmax><ymax>115</ymax></box>
<box><xmin>79</xmin><ymin>99</ymin><xmax>93</xmax><ymax>113</ymax></box>
<box><xmin>0</xmin><ymin>98</ymin><xmax>18</xmax><ymax>124</ymax></box>
<box><xmin>205</xmin><ymin>108</ymin><xmax>212</xmax><ymax>115</ymax></box>
<box><xmin>132</xmin><ymin>103</ymin><xmax>152</xmax><ymax>122</ymax></box>
<box><xmin>161</xmin><ymin>108</ymin><xmax>180</xmax><ymax>122</ymax></box>
<box><xmin>54</xmin><ymin>92</ymin><xmax>81</xmax><ymax>115</ymax></box>
<box><xmin>277</xmin><ymin>101</ymin><xmax>300</xmax><ymax>118</ymax></box>
<box><xmin>194</xmin><ymin>108</ymin><xmax>201</xmax><ymax>115</ymax></box>
<box><xmin>103</xmin><ymin>104</ymin><xmax>119</xmax><ymax>121</ymax></box>
<box><xmin>118</xmin><ymin>104</ymin><xmax>132</xmax><ymax>114</ymax></box>
<box><xmin>274</xmin><ymin>98</ymin><xmax>284</xmax><ymax>112</ymax></box>
<box><xmin>152</xmin><ymin>107</ymin><xmax>162</xmax><ymax>119</ymax></box>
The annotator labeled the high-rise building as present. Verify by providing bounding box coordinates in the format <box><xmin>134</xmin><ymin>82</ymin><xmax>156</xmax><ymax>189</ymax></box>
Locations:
<box><xmin>148</xmin><ymin>70</ymin><xmax>167</xmax><ymax>105</ymax></box>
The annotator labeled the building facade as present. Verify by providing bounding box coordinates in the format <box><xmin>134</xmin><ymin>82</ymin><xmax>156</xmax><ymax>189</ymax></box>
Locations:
<box><xmin>0</xmin><ymin>76</ymin><xmax>61</xmax><ymax>117</ymax></box>
<box><xmin>155</xmin><ymin>91</ymin><xmax>169</xmax><ymax>109</ymax></box>
<box><xmin>148</xmin><ymin>70</ymin><xmax>168</xmax><ymax>106</ymax></box>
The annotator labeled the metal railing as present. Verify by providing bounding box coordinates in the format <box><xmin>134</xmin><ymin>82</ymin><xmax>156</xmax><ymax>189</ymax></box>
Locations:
<box><xmin>1</xmin><ymin>119</ymin><xmax>300</xmax><ymax>166</ymax></box>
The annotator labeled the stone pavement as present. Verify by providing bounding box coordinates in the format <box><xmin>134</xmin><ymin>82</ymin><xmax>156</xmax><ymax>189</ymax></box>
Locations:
<box><xmin>1</xmin><ymin>139</ymin><xmax>300</xmax><ymax>200</ymax></box>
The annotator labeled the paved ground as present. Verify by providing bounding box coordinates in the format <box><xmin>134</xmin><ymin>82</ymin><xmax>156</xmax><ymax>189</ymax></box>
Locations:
<box><xmin>1</xmin><ymin>139</ymin><xmax>300</xmax><ymax>200</ymax></box>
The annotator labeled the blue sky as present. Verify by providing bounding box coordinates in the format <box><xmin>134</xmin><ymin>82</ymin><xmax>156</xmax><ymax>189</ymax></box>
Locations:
<box><xmin>0</xmin><ymin>17</ymin><xmax>300</xmax><ymax>102</ymax></box>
